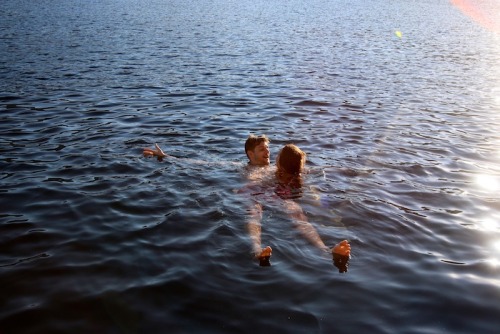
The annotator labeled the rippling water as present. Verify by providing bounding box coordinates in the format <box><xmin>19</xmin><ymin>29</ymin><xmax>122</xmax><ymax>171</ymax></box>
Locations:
<box><xmin>1</xmin><ymin>0</ymin><xmax>500</xmax><ymax>333</ymax></box>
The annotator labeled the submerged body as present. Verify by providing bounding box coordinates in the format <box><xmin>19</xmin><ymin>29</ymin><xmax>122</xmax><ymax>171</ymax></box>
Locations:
<box><xmin>243</xmin><ymin>139</ymin><xmax>351</xmax><ymax>269</ymax></box>
<box><xmin>143</xmin><ymin>137</ymin><xmax>351</xmax><ymax>271</ymax></box>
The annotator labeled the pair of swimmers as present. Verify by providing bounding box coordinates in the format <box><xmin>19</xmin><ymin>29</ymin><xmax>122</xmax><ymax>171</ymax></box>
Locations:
<box><xmin>144</xmin><ymin>135</ymin><xmax>351</xmax><ymax>271</ymax></box>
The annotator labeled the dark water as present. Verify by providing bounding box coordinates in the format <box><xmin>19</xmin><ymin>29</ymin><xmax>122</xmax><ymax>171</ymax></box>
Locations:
<box><xmin>2</xmin><ymin>0</ymin><xmax>500</xmax><ymax>333</ymax></box>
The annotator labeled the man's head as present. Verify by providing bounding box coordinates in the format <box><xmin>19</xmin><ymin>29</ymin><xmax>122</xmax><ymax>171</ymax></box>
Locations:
<box><xmin>245</xmin><ymin>135</ymin><xmax>270</xmax><ymax>166</ymax></box>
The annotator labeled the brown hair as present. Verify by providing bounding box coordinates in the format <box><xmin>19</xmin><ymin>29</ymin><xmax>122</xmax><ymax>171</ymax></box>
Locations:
<box><xmin>277</xmin><ymin>144</ymin><xmax>306</xmax><ymax>175</ymax></box>
<box><xmin>245</xmin><ymin>134</ymin><xmax>270</xmax><ymax>159</ymax></box>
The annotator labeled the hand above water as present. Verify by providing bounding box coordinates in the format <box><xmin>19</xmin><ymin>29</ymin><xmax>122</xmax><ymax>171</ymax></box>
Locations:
<box><xmin>143</xmin><ymin>143</ymin><xmax>167</xmax><ymax>159</ymax></box>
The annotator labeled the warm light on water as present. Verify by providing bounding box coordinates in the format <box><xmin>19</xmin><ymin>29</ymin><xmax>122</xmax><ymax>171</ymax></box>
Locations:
<box><xmin>1</xmin><ymin>0</ymin><xmax>500</xmax><ymax>333</ymax></box>
<box><xmin>494</xmin><ymin>241</ymin><xmax>500</xmax><ymax>253</ymax></box>
<box><xmin>478</xmin><ymin>218</ymin><xmax>499</xmax><ymax>232</ymax></box>
<box><xmin>475</xmin><ymin>174</ymin><xmax>500</xmax><ymax>193</ymax></box>
<box><xmin>450</xmin><ymin>0</ymin><xmax>500</xmax><ymax>33</ymax></box>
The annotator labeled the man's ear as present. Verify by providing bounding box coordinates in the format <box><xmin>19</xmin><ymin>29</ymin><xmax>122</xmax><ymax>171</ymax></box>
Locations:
<box><xmin>247</xmin><ymin>150</ymin><xmax>254</xmax><ymax>161</ymax></box>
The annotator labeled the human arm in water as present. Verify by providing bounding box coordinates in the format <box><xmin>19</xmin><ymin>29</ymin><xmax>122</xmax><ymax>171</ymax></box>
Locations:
<box><xmin>143</xmin><ymin>143</ymin><xmax>167</xmax><ymax>159</ymax></box>
<box><xmin>143</xmin><ymin>143</ymin><xmax>241</xmax><ymax>166</ymax></box>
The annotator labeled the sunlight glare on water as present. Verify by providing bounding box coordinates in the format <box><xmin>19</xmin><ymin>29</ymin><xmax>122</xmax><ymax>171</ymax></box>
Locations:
<box><xmin>475</xmin><ymin>174</ymin><xmax>500</xmax><ymax>192</ymax></box>
<box><xmin>1</xmin><ymin>0</ymin><xmax>500</xmax><ymax>333</ymax></box>
<box><xmin>478</xmin><ymin>218</ymin><xmax>499</xmax><ymax>232</ymax></box>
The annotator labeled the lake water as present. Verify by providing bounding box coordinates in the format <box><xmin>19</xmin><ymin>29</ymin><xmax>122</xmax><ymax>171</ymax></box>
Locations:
<box><xmin>1</xmin><ymin>0</ymin><xmax>500</xmax><ymax>333</ymax></box>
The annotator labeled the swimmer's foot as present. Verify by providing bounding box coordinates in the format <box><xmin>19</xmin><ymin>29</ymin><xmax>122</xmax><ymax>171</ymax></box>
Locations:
<box><xmin>256</xmin><ymin>246</ymin><xmax>272</xmax><ymax>267</ymax></box>
<box><xmin>332</xmin><ymin>240</ymin><xmax>351</xmax><ymax>273</ymax></box>
<box><xmin>332</xmin><ymin>240</ymin><xmax>351</xmax><ymax>257</ymax></box>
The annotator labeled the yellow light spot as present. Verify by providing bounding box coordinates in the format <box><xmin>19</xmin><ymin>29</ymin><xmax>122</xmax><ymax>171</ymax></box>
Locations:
<box><xmin>395</xmin><ymin>30</ymin><xmax>402</xmax><ymax>38</ymax></box>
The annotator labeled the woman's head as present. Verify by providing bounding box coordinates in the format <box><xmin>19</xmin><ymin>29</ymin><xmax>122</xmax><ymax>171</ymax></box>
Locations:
<box><xmin>276</xmin><ymin>144</ymin><xmax>306</xmax><ymax>175</ymax></box>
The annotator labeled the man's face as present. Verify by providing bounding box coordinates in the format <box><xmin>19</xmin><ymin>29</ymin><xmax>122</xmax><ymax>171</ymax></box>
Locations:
<box><xmin>248</xmin><ymin>142</ymin><xmax>270</xmax><ymax>166</ymax></box>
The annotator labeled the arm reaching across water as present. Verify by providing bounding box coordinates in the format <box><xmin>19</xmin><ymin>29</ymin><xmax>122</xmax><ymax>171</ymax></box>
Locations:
<box><xmin>143</xmin><ymin>143</ymin><xmax>241</xmax><ymax>166</ymax></box>
<box><xmin>143</xmin><ymin>143</ymin><xmax>167</xmax><ymax>159</ymax></box>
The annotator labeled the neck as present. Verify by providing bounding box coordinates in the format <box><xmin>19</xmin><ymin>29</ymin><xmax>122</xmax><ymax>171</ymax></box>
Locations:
<box><xmin>249</xmin><ymin>161</ymin><xmax>269</xmax><ymax>166</ymax></box>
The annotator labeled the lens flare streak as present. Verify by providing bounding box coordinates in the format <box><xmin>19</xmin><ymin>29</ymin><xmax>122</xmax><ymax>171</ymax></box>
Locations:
<box><xmin>450</xmin><ymin>0</ymin><xmax>500</xmax><ymax>33</ymax></box>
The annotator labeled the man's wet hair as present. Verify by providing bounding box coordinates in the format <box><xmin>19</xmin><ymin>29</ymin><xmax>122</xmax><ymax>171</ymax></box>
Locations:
<box><xmin>245</xmin><ymin>135</ymin><xmax>270</xmax><ymax>159</ymax></box>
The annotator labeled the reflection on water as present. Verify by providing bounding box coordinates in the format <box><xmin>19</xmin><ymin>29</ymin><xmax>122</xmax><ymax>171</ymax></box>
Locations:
<box><xmin>1</xmin><ymin>0</ymin><xmax>500</xmax><ymax>333</ymax></box>
<box><xmin>475</xmin><ymin>174</ymin><xmax>499</xmax><ymax>191</ymax></box>
<box><xmin>479</xmin><ymin>218</ymin><xmax>499</xmax><ymax>232</ymax></box>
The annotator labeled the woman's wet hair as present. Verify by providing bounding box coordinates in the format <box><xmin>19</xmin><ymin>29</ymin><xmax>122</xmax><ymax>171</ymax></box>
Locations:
<box><xmin>277</xmin><ymin>144</ymin><xmax>306</xmax><ymax>175</ymax></box>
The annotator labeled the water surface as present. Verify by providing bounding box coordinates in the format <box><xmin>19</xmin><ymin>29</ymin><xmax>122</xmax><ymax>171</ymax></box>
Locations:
<box><xmin>1</xmin><ymin>0</ymin><xmax>500</xmax><ymax>333</ymax></box>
